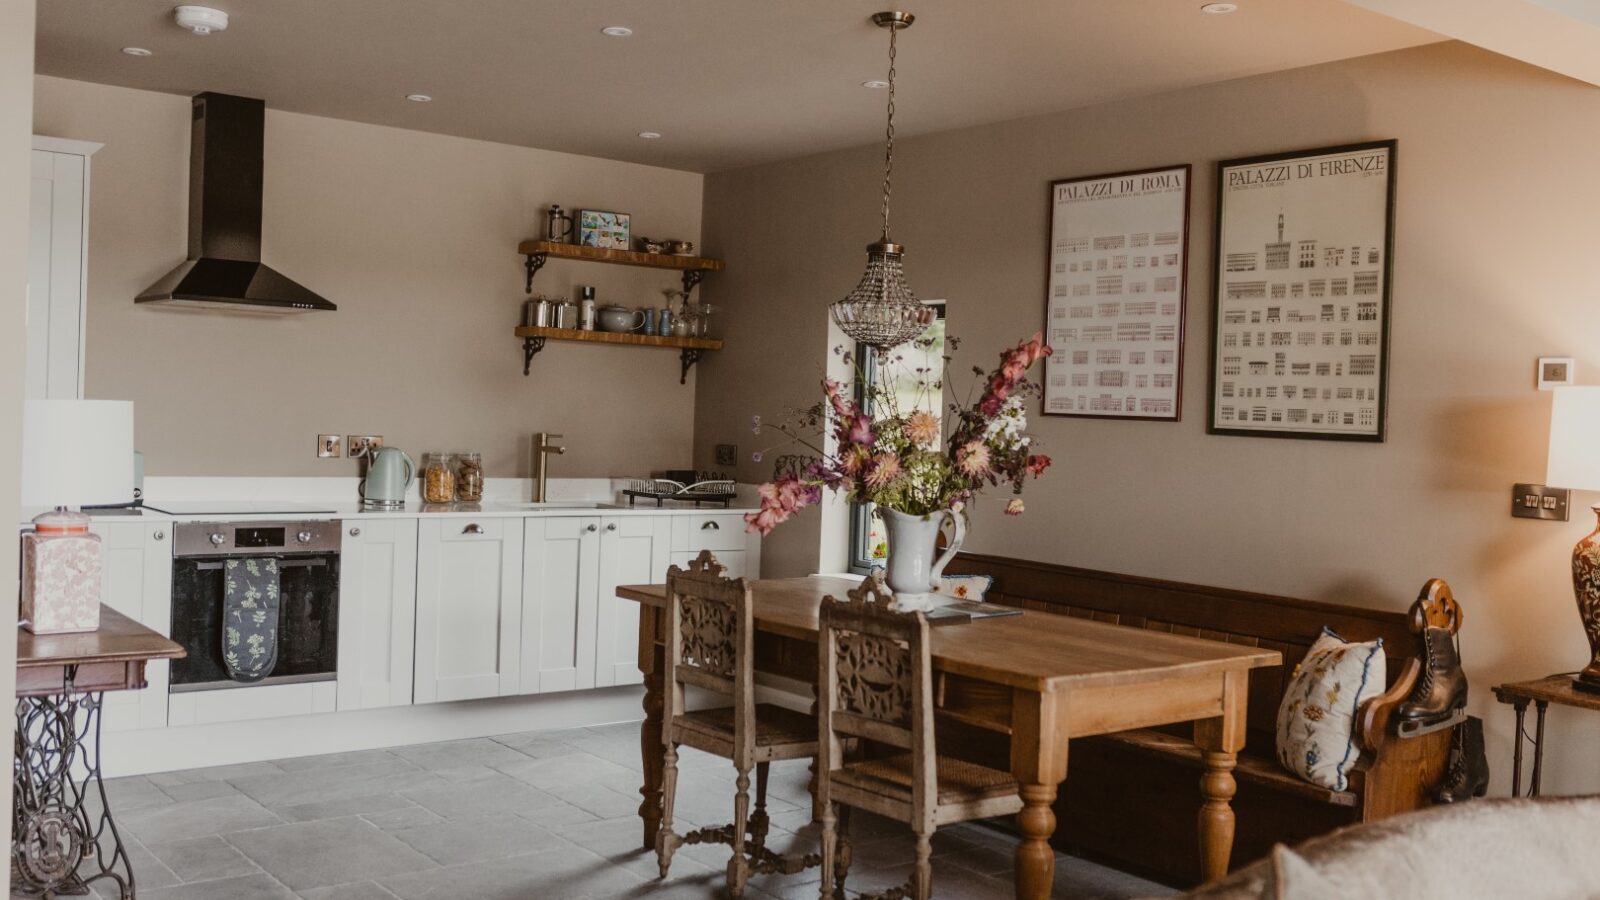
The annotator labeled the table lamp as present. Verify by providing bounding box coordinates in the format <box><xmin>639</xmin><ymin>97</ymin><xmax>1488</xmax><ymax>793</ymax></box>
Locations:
<box><xmin>1546</xmin><ymin>386</ymin><xmax>1600</xmax><ymax>693</ymax></box>
<box><xmin>19</xmin><ymin>399</ymin><xmax>135</xmax><ymax>634</ymax></box>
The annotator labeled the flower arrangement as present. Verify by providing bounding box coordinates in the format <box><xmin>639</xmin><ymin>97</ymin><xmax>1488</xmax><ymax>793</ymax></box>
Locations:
<box><xmin>744</xmin><ymin>331</ymin><xmax>1053</xmax><ymax>535</ymax></box>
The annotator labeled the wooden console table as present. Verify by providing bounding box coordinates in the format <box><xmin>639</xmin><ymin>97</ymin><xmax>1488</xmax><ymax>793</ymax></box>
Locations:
<box><xmin>13</xmin><ymin>606</ymin><xmax>184</xmax><ymax>899</ymax></box>
<box><xmin>1492</xmin><ymin>674</ymin><xmax>1599</xmax><ymax>798</ymax></box>
<box><xmin>618</xmin><ymin>576</ymin><xmax>1280</xmax><ymax>897</ymax></box>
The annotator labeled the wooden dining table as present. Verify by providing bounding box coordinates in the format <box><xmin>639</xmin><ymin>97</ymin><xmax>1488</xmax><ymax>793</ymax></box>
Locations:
<box><xmin>618</xmin><ymin>576</ymin><xmax>1281</xmax><ymax>898</ymax></box>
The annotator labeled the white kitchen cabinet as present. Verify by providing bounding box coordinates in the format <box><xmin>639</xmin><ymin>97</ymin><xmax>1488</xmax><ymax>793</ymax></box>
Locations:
<box><xmin>91</xmin><ymin>520</ymin><xmax>171</xmax><ymax>732</ymax></box>
<box><xmin>414</xmin><ymin>517</ymin><xmax>524</xmax><ymax>704</ymax></box>
<box><xmin>27</xmin><ymin>137</ymin><xmax>100</xmax><ymax>401</ymax></box>
<box><xmin>337</xmin><ymin>518</ymin><xmax>417</xmax><ymax>710</ymax></box>
<box><xmin>520</xmin><ymin>516</ymin><xmax>600</xmax><ymax>694</ymax></box>
<box><xmin>670</xmin><ymin>512</ymin><xmax>761</xmax><ymax>580</ymax></box>
<box><xmin>594</xmin><ymin>516</ymin><xmax>672</xmax><ymax>688</ymax></box>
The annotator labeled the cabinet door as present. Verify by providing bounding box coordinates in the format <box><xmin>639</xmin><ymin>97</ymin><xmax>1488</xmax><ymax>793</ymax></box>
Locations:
<box><xmin>27</xmin><ymin>148</ymin><xmax>87</xmax><ymax>401</ymax></box>
<box><xmin>92</xmin><ymin>521</ymin><xmax>172</xmax><ymax>731</ymax></box>
<box><xmin>521</xmin><ymin>516</ymin><xmax>599</xmax><ymax>694</ymax></box>
<box><xmin>595</xmin><ymin>516</ymin><xmax>671</xmax><ymax>688</ymax></box>
<box><xmin>337</xmin><ymin>518</ymin><xmax>418</xmax><ymax>710</ymax></box>
<box><xmin>414</xmin><ymin>517</ymin><xmax>523</xmax><ymax>704</ymax></box>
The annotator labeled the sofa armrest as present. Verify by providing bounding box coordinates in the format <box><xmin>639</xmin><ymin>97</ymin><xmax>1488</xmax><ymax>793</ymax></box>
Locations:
<box><xmin>1355</xmin><ymin>656</ymin><xmax>1419</xmax><ymax>755</ymax></box>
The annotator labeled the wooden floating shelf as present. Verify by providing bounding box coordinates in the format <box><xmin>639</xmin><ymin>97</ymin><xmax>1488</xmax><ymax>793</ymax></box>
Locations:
<box><xmin>519</xmin><ymin>240</ymin><xmax>724</xmax><ymax>274</ymax></box>
<box><xmin>513</xmin><ymin>326</ymin><xmax>723</xmax><ymax>384</ymax></box>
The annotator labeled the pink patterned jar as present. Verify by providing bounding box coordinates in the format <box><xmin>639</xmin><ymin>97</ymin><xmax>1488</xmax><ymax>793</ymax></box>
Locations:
<box><xmin>20</xmin><ymin>509</ymin><xmax>101</xmax><ymax>634</ymax></box>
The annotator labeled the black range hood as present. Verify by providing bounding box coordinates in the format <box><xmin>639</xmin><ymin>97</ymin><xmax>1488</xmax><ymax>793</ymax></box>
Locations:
<box><xmin>137</xmin><ymin>92</ymin><xmax>334</xmax><ymax>312</ymax></box>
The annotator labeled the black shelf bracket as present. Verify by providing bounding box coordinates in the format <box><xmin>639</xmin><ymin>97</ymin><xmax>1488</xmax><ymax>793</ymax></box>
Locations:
<box><xmin>681</xmin><ymin>269</ymin><xmax>705</xmax><ymax>297</ymax></box>
<box><xmin>523</xmin><ymin>252</ymin><xmax>549</xmax><ymax>294</ymax></box>
<box><xmin>679</xmin><ymin>349</ymin><xmax>705</xmax><ymax>385</ymax></box>
<box><xmin>522</xmin><ymin>336</ymin><xmax>546</xmax><ymax>375</ymax></box>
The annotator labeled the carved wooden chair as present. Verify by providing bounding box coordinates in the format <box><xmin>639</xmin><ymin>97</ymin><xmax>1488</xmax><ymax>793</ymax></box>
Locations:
<box><xmin>656</xmin><ymin>550</ymin><xmax>821</xmax><ymax>898</ymax></box>
<box><xmin>817</xmin><ymin>572</ymin><xmax>1024</xmax><ymax>900</ymax></box>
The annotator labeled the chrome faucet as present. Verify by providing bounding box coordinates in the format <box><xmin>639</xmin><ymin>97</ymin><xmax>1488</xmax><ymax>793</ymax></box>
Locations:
<box><xmin>531</xmin><ymin>432</ymin><xmax>566</xmax><ymax>502</ymax></box>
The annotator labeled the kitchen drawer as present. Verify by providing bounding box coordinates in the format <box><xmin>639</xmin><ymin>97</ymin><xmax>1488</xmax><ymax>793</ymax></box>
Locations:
<box><xmin>436</xmin><ymin>518</ymin><xmax>507</xmax><ymax>542</ymax></box>
<box><xmin>671</xmin><ymin>549</ymin><xmax>748</xmax><ymax>580</ymax></box>
<box><xmin>671</xmin><ymin>513</ymin><xmax>747</xmax><ymax>552</ymax></box>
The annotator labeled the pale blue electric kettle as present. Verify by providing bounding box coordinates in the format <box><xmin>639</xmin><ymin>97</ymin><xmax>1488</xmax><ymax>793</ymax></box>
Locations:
<box><xmin>359</xmin><ymin>446</ymin><xmax>414</xmax><ymax>509</ymax></box>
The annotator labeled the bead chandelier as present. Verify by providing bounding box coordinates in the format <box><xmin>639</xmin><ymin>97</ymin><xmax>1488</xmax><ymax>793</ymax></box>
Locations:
<box><xmin>829</xmin><ymin>11</ymin><xmax>935</xmax><ymax>353</ymax></box>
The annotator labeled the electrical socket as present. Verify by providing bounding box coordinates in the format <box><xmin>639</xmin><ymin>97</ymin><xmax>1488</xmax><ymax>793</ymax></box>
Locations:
<box><xmin>347</xmin><ymin>435</ymin><xmax>384</xmax><ymax>458</ymax></box>
<box><xmin>317</xmin><ymin>434</ymin><xmax>341</xmax><ymax>458</ymax></box>
<box><xmin>715</xmin><ymin>443</ymin><xmax>737</xmax><ymax>467</ymax></box>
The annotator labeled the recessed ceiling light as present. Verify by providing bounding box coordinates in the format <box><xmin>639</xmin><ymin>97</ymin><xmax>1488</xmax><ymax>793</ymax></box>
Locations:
<box><xmin>601</xmin><ymin>26</ymin><xmax>633</xmax><ymax>37</ymax></box>
<box><xmin>121</xmin><ymin>46</ymin><xmax>153</xmax><ymax>57</ymax></box>
<box><xmin>405</xmin><ymin>94</ymin><xmax>432</xmax><ymax>103</ymax></box>
<box><xmin>861</xmin><ymin>79</ymin><xmax>891</xmax><ymax>89</ymax></box>
<box><xmin>1200</xmin><ymin>2</ymin><xmax>1239</xmax><ymax>12</ymax></box>
<box><xmin>638</xmin><ymin>131</ymin><xmax>662</xmax><ymax>140</ymax></box>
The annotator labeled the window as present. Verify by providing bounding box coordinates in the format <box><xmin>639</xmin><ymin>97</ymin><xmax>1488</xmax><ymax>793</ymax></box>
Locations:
<box><xmin>848</xmin><ymin>303</ymin><xmax>947</xmax><ymax>573</ymax></box>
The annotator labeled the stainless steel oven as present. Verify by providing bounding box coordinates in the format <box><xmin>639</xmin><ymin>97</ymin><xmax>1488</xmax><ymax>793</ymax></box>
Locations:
<box><xmin>169</xmin><ymin>520</ymin><xmax>340</xmax><ymax>692</ymax></box>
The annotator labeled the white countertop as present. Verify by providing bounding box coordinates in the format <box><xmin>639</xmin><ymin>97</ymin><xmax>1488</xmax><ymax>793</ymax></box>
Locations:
<box><xmin>21</xmin><ymin>476</ymin><xmax>758</xmax><ymax>525</ymax></box>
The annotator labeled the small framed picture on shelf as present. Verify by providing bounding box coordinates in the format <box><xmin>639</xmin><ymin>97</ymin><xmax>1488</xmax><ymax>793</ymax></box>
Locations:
<box><xmin>577</xmin><ymin>209</ymin><xmax>631</xmax><ymax>250</ymax></box>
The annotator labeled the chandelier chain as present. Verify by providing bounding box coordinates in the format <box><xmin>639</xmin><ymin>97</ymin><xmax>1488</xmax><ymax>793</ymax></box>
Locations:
<box><xmin>881</xmin><ymin>22</ymin><xmax>897</xmax><ymax>241</ymax></box>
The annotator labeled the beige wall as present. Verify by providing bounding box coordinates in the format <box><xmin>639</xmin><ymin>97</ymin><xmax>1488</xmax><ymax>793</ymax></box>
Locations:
<box><xmin>696</xmin><ymin>41</ymin><xmax>1600</xmax><ymax>796</ymax></box>
<box><xmin>2</xmin><ymin>0</ymin><xmax>36</xmax><ymax>878</ymax></box>
<box><xmin>32</xmin><ymin>76</ymin><xmax>704</xmax><ymax>478</ymax></box>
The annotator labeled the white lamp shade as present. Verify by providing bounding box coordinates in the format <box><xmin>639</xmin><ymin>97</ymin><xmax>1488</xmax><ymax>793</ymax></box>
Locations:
<box><xmin>21</xmin><ymin>400</ymin><xmax>135</xmax><ymax>508</ymax></box>
<box><xmin>1547</xmin><ymin>387</ymin><xmax>1600</xmax><ymax>492</ymax></box>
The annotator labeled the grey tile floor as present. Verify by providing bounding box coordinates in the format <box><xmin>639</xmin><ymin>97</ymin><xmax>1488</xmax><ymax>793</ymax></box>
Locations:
<box><xmin>44</xmin><ymin>722</ymin><xmax>1174</xmax><ymax>899</ymax></box>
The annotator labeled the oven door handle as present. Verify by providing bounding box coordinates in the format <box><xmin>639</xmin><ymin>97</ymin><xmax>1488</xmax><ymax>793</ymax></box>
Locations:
<box><xmin>190</xmin><ymin>558</ymin><xmax>329</xmax><ymax>572</ymax></box>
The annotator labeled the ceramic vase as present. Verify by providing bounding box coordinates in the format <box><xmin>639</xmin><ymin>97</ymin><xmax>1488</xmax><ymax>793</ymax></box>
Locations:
<box><xmin>1570</xmin><ymin>504</ymin><xmax>1600</xmax><ymax>693</ymax></box>
<box><xmin>880</xmin><ymin>507</ymin><xmax>966</xmax><ymax>611</ymax></box>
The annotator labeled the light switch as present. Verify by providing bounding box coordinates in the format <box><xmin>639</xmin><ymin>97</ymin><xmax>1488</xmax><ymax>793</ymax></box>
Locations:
<box><xmin>1512</xmin><ymin>483</ymin><xmax>1571</xmax><ymax>521</ymax></box>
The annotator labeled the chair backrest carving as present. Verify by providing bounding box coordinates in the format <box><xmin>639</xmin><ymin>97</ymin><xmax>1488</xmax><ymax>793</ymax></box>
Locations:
<box><xmin>664</xmin><ymin>550</ymin><xmax>756</xmax><ymax>761</ymax></box>
<box><xmin>819</xmin><ymin>572</ymin><xmax>937</xmax><ymax>825</ymax></box>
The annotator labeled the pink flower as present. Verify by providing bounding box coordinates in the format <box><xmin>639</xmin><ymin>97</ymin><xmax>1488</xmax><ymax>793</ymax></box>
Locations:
<box><xmin>838</xmin><ymin>444</ymin><xmax>870</xmax><ymax>476</ymax></box>
<box><xmin>904</xmin><ymin>411</ymin><xmax>940</xmax><ymax>447</ymax></box>
<box><xmin>1026</xmin><ymin>454</ymin><xmax>1052</xmax><ymax>478</ymax></box>
<box><xmin>745</xmin><ymin>505</ymin><xmax>788</xmax><ymax>535</ymax></box>
<box><xmin>864</xmin><ymin>453</ymin><xmax>902</xmax><ymax>490</ymax></box>
<box><xmin>1005</xmin><ymin>498</ymin><xmax>1025</xmax><ymax>516</ymax></box>
<box><xmin>846</xmin><ymin>414</ymin><xmax>875</xmax><ymax>447</ymax></box>
<box><xmin>823</xmin><ymin>378</ymin><xmax>852</xmax><ymax>420</ymax></box>
<box><xmin>955</xmin><ymin>441</ymin><xmax>992</xmax><ymax>478</ymax></box>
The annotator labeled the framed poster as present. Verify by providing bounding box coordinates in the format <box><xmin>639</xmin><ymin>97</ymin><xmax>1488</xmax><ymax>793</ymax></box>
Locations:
<box><xmin>1043</xmin><ymin>164</ymin><xmax>1191</xmax><ymax>420</ymax></box>
<box><xmin>1208</xmin><ymin>140</ymin><xmax>1397</xmax><ymax>441</ymax></box>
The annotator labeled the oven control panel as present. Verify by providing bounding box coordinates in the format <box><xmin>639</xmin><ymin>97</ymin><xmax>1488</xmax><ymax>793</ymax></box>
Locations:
<box><xmin>174</xmin><ymin>521</ymin><xmax>342</xmax><ymax>556</ymax></box>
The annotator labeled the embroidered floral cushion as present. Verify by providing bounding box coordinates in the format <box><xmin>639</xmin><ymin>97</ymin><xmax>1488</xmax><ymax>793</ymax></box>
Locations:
<box><xmin>933</xmin><ymin>574</ymin><xmax>992</xmax><ymax>602</ymax></box>
<box><xmin>1276</xmin><ymin>629</ymin><xmax>1385</xmax><ymax>791</ymax></box>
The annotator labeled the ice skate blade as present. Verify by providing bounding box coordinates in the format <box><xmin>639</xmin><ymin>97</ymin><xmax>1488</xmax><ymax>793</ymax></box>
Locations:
<box><xmin>1396</xmin><ymin>708</ymin><xmax>1466</xmax><ymax>739</ymax></box>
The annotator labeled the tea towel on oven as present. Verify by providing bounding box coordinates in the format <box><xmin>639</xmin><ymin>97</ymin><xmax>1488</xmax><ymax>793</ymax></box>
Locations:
<box><xmin>222</xmin><ymin>557</ymin><xmax>280</xmax><ymax>683</ymax></box>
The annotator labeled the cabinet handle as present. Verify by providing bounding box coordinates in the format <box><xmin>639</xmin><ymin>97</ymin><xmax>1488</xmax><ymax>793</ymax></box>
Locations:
<box><xmin>586</xmin><ymin>524</ymin><xmax>598</xmax><ymax>532</ymax></box>
<box><xmin>153</xmin><ymin>530</ymin><xmax>165</xmax><ymax>541</ymax></box>
<box><xmin>606</xmin><ymin>523</ymin><xmax>617</xmax><ymax>532</ymax></box>
<box><xmin>349</xmin><ymin>527</ymin><xmax>361</xmax><ymax>537</ymax></box>
<box><xmin>462</xmin><ymin>523</ymin><xmax>485</xmax><ymax>535</ymax></box>
<box><xmin>701</xmin><ymin>521</ymin><xmax>720</xmax><ymax>531</ymax></box>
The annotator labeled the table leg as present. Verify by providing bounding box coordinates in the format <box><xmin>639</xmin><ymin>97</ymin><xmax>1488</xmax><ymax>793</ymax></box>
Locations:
<box><xmin>637</xmin><ymin>608</ymin><xmax>666</xmax><ymax>851</ymax></box>
<box><xmin>1511</xmin><ymin>700</ymin><xmax>1528</xmax><ymax>798</ymax></box>
<box><xmin>1010</xmin><ymin>689</ymin><xmax>1068</xmax><ymax>900</ymax></box>
<box><xmin>1530</xmin><ymin>701</ymin><xmax>1549</xmax><ymax>798</ymax></box>
<box><xmin>13</xmin><ymin>690</ymin><xmax>134</xmax><ymax>899</ymax></box>
<box><xmin>1194</xmin><ymin>670</ymin><xmax>1248</xmax><ymax>883</ymax></box>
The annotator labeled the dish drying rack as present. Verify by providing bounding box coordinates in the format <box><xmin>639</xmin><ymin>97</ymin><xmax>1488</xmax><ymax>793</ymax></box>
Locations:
<box><xmin>622</xmin><ymin>478</ymin><xmax>737</xmax><ymax>508</ymax></box>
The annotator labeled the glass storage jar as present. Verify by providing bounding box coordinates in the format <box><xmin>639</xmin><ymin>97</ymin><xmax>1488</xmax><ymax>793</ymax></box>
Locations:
<box><xmin>455</xmin><ymin>452</ymin><xmax>484</xmax><ymax>502</ymax></box>
<box><xmin>423</xmin><ymin>452</ymin><xmax>456</xmax><ymax>503</ymax></box>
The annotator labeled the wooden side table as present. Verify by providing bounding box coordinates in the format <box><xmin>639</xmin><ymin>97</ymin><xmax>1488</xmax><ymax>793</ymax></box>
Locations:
<box><xmin>13</xmin><ymin>606</ymin><xmax>184</xmax><ymax>899</ymax></box>
<box><xmin>1491</xmin><ymin>675</ymin><xmax>1599</xmax><ymax>798</ymax></box>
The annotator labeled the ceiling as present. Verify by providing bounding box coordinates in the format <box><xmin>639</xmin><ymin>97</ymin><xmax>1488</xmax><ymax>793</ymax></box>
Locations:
<box><xmin>34</xmin><ymin>1</ymin><xmax>1443</xmax><ymax>173</ymax></box>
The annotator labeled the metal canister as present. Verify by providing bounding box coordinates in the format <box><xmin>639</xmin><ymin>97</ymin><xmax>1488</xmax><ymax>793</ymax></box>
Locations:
<box><xmin>551</xmin><ymin>299</ymin><xmax>576</xmax><ymax>329</ymax></box>
<box><xmin>523</xmin><ymin>296</ymin><xmax>552</xmax><ymax>327</ymax></box>
<box><xmin>658</xmin><ymin>307</ymin><xmax>673</xmax><ymax>335</ymax></box>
